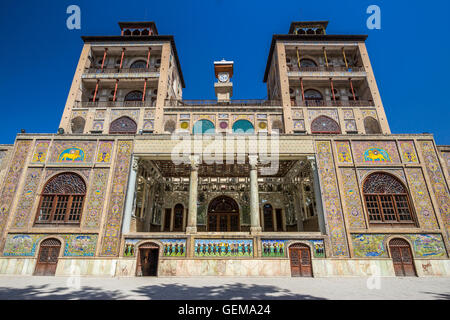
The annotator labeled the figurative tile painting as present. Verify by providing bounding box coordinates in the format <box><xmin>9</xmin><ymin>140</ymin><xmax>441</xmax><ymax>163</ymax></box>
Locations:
<box><xmin>262</xmin><ymin>240</ymin><xmax>287</xmax><ymax>257</ymax></box>
<box><xmin>3</xmin><ymin>234</ymin><xmax>42</xmax><ymax>256</ymax></box>
<box><xmin>63</xmin><ymin>235</ymin><xmax>98</xmax><ymax>256</ymax></box>
<box><xmin>407</xmin><ymin>234</ymin><xmax>446</xmax><ymax>258</ymax></box>
<box><xmin>49</xmin><ymin>141</ymin><xmax>97</xmax><ymax>163</ymax></box>
<box><xmin>351</xmin><ymin>141</ymin><xmax>400</xmax><ymax>164</ymax></box>
<box><xmin>352</xmin><ymin>234</ymin><xmax>388</xmax><ymax>258</ymax></box>
<box><xmin>194</xmin><ymin>239</ymin><xmax>253</xmax><ymax>257</ymax></box>
<box><xmin>123</xmin><ymin>239</ymin><xmax>140</xmax><ymax>257</ymax></box>
<box><xmin>309</xmin><ymin>240</ymin><xmax>325</xmax><ymax>258</ymax></box>
<box><xmin>161</xmin><ymin>239</ymin><xmax>186</xmax><ymax>257</ymax></box>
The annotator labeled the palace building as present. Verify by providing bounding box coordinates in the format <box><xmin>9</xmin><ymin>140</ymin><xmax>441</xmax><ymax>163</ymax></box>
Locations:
<box><xmin>0</xmin><ymin>21</ymin><xmax>449</xmax><ymax>277</ymax></box>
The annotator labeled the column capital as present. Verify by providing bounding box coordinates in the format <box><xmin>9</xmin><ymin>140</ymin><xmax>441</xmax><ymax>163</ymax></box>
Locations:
<box><xmin>249</xmin><ymin>155</ymin><xmax>258</xmax><ymax>169</ymax></box>
<box><xmin>189</xmin><ymin>155</ymin><xmax>200</xmax><ymax>170</ymax></box>
<box><xmin>307</xmin><ymin>155</ymin><xmax>316</xmax><ymax>170</ymax></box>
<box><xmin>132</xmin><ymin>155</ymin><xmax>140</xmax><ymax>172</ymax></box>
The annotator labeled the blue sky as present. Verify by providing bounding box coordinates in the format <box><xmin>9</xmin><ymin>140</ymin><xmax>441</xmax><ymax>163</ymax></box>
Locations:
<box><xmin>0</xmin><ymin>0</ymin><xmax>449</xmax><ymax>144</ymax></box>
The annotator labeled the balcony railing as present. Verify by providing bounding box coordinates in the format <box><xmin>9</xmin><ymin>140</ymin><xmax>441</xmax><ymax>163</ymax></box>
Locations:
<box><xmin>287</xmin><ymin>66</ymin><xmax>365</xmax><ymax>73</ymax></box>
<box><xmin>85</xmin><ymin>67</ymin><xmax>160</xmax><ymax>74</ymax></box>
<box><xmin>74</xmin><ymin>101</ymin><xmax>155</xmax><ymax>108</ymax></box>
<box><xmin>292</xmin><ymin>100</ymin><xmax>374</xmax><ymax>107</ymax></box>
<box><xmin>165</xmin><ymin>99</ymin><xmax>283</xmax><ymax>107</ymax></box>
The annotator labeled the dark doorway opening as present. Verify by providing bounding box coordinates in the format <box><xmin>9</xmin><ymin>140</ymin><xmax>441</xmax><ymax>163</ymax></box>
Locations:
<box><xmin>136</xmin><ymin>243</ymin><xmax>159</xmax><ymax>276</ymax></box>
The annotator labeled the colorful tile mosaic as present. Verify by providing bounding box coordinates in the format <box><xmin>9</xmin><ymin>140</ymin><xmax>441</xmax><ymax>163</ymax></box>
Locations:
<box><xmin>357</xmin><ymin>168</ymin><xmax>406</xmax><ymax>185</ymax></box>
<box><xmin>31</xmin><ymin>140</ymin><xmax>50</xmax><ymax>163</ymax></box>
<box><xmin>110</xmin><ymin>109</ymin><xmax>139</xmax><ymax>121</ymax></box>
<box><xmin>100</xmin><ymin>140</ymin><xmax>133</xmax><ymax>256</ymax></box>
<box><xmin>49</xmin><ymin>141</ymin><xmax>96</xmax><ymax>163</ymax></box>
<box><xmin>399</xmin><ymin>141</ymin><xmax>419</xmax><ymax>163</ymax></box>
<box><xmin>92</xmin><ymin>121</ymin><xmax>104</xmax><ymax>131</ymax></box>
<box><xmin>315</xmin><ymin>141</ymin><xmax>349</xmax><ymax>257</ymax></box>
<box><xmin>335</xmin><ymin>141</ymin><xmax>353</xmax><ymax>164</ymax></box>
<box><xmin>351</xmin><ymin>141</ymin><xmax>401</xmax><ymax>164</ymax></box>
<box><xmin>352</xmin><ymin>234</ymin><xmax>388</xmax><ymax>258</ymax></box>
<box><xmin>419</xmin><ymin>141</ymin><xmax>450</xmax><ymax>238</ymax></box>
<box><xmin>344</xmin><ymin>120</ymin><xmax>357</xmax><ymax>132</ymax></box>
<box><xmin>123</xmin><ymin>239</ymin><xmax>140</xmax><ymax>257</ymax></box>
<box><xmin>96</xmin><ymin>141</ymin><xmax>114</xmax><ymax>163</ymax></box>
<box><xmin>441</xmin><ymin>151</ymin><xmax>450</xmax><ymax>176</ymax></box>
<box><xmin>292</xmin><ymin>110</ymin><xmax>304</xmax><ymax>119</ymax></box>
<box><xmin>231</xmin><ymin>114</ymin><xmax>254</xmax><ymax>123</ymax></box>
<box><xmin>404</xmin><ymin>168</ymin><xmax>438</xmax><ymax>230</ymax></box>
<box><xmin>308</xmin><ymin>109</ymin><xmax>339</xmax><ymax>123</ymax></box>
<box><xmin>63</xmin><ymin>234</ymin><xmax>98</xmax><ymax>256</ymax></box>
<box><xmin>194</xmin><ymin>239</ymin><xmax>253</xmax><ymax>257</ymax></box>
<box><xmin>143</xmin><ymin>120</ymin><xmax>154</xmax><ymax>131</ymax></box>
<box><xmin>3</xmin><ymin>234</ymin><xmax>97</xmax><ymax>257</ymax></box>
<box><xmin>340</xmin><ymin>168</ymin><xmax>366</xmax><ymax>229</ymax></box>
<box><xmin>407</xmin><ymin>234</ymin><xmax>446</xmax><ymax>258</ymax></box>
<box><xmin>82</xmin><ymin>168</ymin><xmax>110</xmax><ymax>229</ymax></box>
<box><xmin>343</xmin><ymin>109</ymin><xmax>354</xmax><ymax>119</ymax></box>
<box><xmin>0</xmin><ymin>151</ymin><xmax>5</xmax><ymax>167</ymax></box>
<box><xmin>0</xmin><ymin>140</ymin><xmax>32</xmax><ymax>237</ymax></box>
<box><xmin>44</xmin><ymin>168</ymin><xmax>91</xmax><ymax>182</ymax></box>
<box><xmin>162</xmin><ymin>239</ymin><xmax>186</xmax><ymax>257</ymax></box>
<box><xmin>261</xmin><ymin>240</ymin><xmax>287</xmax><ymax>257</ymax></box>
<box><xmin>293</xmin><ymin>120</ymin><xmax>305</xmax><ymax>131</ymax></box>
<box><xmin>12</xmin><ymin>168</ymin><xmax>43</xmax><ymax>228</ymax></box>
<box><xmin>309</xmin><ymin>240</ymin><xmax>325</xmax><ymax>258</ymax></box>
<box><xmin>193</xmin><ymin>114</ymin><xmax>216</xmax><ymax>122</ymax></box>
<box><xmin>360</xmin><ymin>109</ymin><xmax>378</xmax><ymax>119</ymax></box>
<box><xmin>218</xmin><ymin>114</ymin><xmax>228</xmax><ymax>119</ymax></box>
<box><xmin>94</xmin><ymin>110</ymin><xmax>106</xmax><ymax>120</ymax></box>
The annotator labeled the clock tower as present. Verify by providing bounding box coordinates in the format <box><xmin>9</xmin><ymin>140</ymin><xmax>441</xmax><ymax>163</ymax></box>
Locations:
<box><xmin>214</xmin><ymin>59</ymin><xmax>233</xmax><ymax>102</ymax></box>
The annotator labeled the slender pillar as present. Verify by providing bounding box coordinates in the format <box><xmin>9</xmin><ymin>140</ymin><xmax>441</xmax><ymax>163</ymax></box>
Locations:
<box><xmin>307</xmin><ymin>156</ymin><xmax>326</xmax><ymax>234</ymax></box>
<box><xmin>249</xmin><ymin>155</ymin><xmax>262</xmax><ymax>234</ymax></box>
<box><xmin>330</xmin><ymin>78</ymin><xmax>336</xmax><ymax>101</ymax></box>
<box><xmin>342</xmin><ymin>47</ymin><xmax>349</xmax><ymax>69</ymax></box>
<box><xmin>300</xmin><ymin>78</ymin><xmax>305</xmax><ymax>101</ymax></box>
<box><xmin>122</xmin><ymin>155</ymin><xmax>139</xmax><ymax>234</ymax></box>
<box><xmin>349</xmin><ymin>79</ymin><xmax>356</xmax><ymax>101</ymax></box>
<box><xmin>100</xmin><ymin>48</ymin><xmax>108</xmax><ymax>71</ymax></box>
<box><xmin>146</xmin><ymin>47</ymin><xmax>151</xmax><ymax>69</ymax></box>
<box><xmin>296</xmin><ymin>47</ymin><xmax>301</xmax><ymax>69</ymax></box>
<box><xmin>323</xmin><ymin>47</ymin><xmax>329</xmax><ymax>67</ymax></box>
<box><xmin>142</xmin><ymin>79</ymin><xmax>147</xmax><ymax>102</ymax></box>
<box><xmin>186</xmin><ymin>155</ymin><xmax>199</xmax><ymax>234</ymax></box>
<box><xmin>92</xmin><ymin>80</ymin><xmax>100</xmax><ymax>102</ymax></box>
<box><xmin>119</xmin><ymin>48</ymin><xmax>126</xmax><ymax>70</ymax></box>
<box><xmin>113</xmin><ymin>79</ymin><xmax>119</xmax><ymax>102</ymax></box>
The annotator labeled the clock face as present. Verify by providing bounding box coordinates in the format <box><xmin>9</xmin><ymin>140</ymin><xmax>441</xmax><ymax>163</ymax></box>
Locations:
<box><xmin>218</xmin><ymin>72</ymin><xmax>229</xmax><ymax>83</ymax></box>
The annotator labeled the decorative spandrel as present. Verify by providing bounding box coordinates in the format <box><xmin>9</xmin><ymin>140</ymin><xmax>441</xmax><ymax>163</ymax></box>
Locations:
<box><xmin>363</xmin><ymin>173</ymin><xmax>406</xmax><ymax>194</ymax></box>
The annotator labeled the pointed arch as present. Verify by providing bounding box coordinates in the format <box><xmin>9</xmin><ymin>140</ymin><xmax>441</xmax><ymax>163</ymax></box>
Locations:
<box><xmin>364</xmin><ymin>116</ymin><xmax>382</xmax><ymax>134</ymax></box>
<box><xmin>310</xmin><ymin>115</ymin><xmax>341</xmax><ymax>134</ymax></box>
<box><xmin>109</xmin><ymin>116</ymin><xmax>137</xmax><ymax>134</ymax></box>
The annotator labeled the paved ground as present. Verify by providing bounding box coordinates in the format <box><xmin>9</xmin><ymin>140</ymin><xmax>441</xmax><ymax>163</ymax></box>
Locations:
<box><xmin>0</xmin><ymin>276</ymin><xmax>448</xmax><ymax>300</ymax></box>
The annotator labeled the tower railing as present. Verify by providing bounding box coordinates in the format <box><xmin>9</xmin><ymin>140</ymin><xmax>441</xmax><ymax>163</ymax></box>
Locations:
<box><xmin>291</xmin><ymin>100</ymin><xmax>375</xmax><ymax>107</ymax></box>
<box><xmin>74</xmin><ymin>101</ymin><xmax>156</xmax><ymax>108</ymax></box>
<box><xmin>164</xmin><ymin>99</ymin><xmax>282</xmax><ymax>107</ymax></box>
<box><xmin>287</xmin><ymin>66</ymin><xmax>365</xmax><ymax>73</ymax></box>
<box><xmin>85</xmin><ymin>67</ymin><xmax>160</xmax><ymax>74</ymax></box>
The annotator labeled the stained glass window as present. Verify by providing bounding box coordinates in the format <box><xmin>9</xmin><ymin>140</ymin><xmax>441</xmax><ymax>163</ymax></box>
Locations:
<box><xmin>310</xmin><ymin>116</ymin><xmax>341</xmax><ymax>134</ymax></box>
<box><xmin>36</xmin><ymin>173</ymin><xmax>86</xmax><ymax>224</ymax></box>
<box><xmin>109</xmin><ymin>116</ymin><xmax>137</xmax><ymax>134</ymax></box>
<box><xmin>124</xmin><ymin>90</ymin><xmax>143</xmax><ymax>101</ymax></box>
<box><xmin>363</xmin><ymin>173</ymin><xmax>414</xmax><ymax>223</ymax></box>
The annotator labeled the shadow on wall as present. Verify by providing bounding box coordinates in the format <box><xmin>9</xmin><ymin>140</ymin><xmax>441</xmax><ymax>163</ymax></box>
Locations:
<box><xmin>0</xmin><ymin>282</ymin><xmax>325</xmax><ymax>300</ymax></box>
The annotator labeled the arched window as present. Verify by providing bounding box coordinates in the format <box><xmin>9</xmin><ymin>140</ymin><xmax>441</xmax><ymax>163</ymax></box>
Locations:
<box><xmin>300</xmin><ymin>59</ymin><xmax>317</xmax><ymax>67</ymax></box>
<box><xmin>193</xmin><ymin>119</ymin><xmax>215</xmax><ymax>134</ymax></box>
<box><xmin>363</xmin><ymin>173</ymin><xmax>414</xmax><ymax>223</ymax></box>
<box><xmin>124</xmin><ymin>90</ymin><xmax>143</xmax><ymax>101</ymax></box>
<box><xmin>304</xmin><ymin>89</ymin><xmax>323</xmax><ymax>101</ymax></box>
<box><xmin>132</xmin><ymin>29</ymin><xmax>141</xmax><ymax>36</ymax></box>
<box><xmin>36</xmin><ymin>173</ymin><xmax>86</xmax><ymax>224</ymax></box>
<box><xmin>109</xmin><ymin>116</ymin><xmax>137</xmax><ymax>134</ymax></box>
<box><xmin>232</xmin><ymin>120</ymin><xmax>254</xmax><ymax>134</ymax></box>
<box><xmin>364</xmin><ymin>117</ymin><xmax>382</xmax><ymax>134</ymax></box>
<box><xmin>130</xmin><ymin>60</ymin><xmax>147</xmax><ymax>69</ymax></box>
<box><xmin>311</xmin><ymin>116</ymin><xmax>341</xmax><ymax>134</ymax></box>
<box><xmin>164</xmin><ymin>120</ymin><xmax>176</xmax><ymax>134</ymax></box>
<box><xmin>263</xmin><ymin>204</ymin><xmax>274</xmax><ymax>232</ymax></box>
<box><xmin>71</xmin><ymin>117</ymin><xmax>85</xmax><ymax>134</ymax></box>
<box><xmin>123</xmin><ymin>29</ymin><xmax>131</xmax><ymax>36</ymax></box>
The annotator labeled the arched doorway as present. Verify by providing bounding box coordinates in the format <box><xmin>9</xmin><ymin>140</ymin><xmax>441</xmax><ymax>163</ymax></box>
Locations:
<box><xmin>173</xmin><ymin>203</ymin><xmax>184</xmax><ymax>231</ymax></box>
<box><xmin>34</xmin><ymin>238</ymin><xmax>61</xmax><ymax>276</ymax></box>
<box><xmin>136</xmin><ymin>242</ymin><xmax>159</xmax><ymax>276</ymax></box>
<box><xmin>289</xmin><ymin>243</ymin><xmax>313</xmax><ymax>277</ymax></box>
<box><xmin>208</xmin><ymin>196</ymin><xmax>240</xmax><ymax>231</ymax></box>
<box><xmin>389</xmin><ymin>238</ymin><xmax>416</xmax><ymax>277</ymax></box>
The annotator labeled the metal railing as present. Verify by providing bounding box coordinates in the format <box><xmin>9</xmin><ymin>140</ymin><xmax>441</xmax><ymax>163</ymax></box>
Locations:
<box><xmin>287</xmin><ymin>66</ymin><xmax>365</xmax><ymax>73</ymax></box>
<box><xmin>165</xmin><ymin>99</ymin><xmax>282</xmax><ymax>107</ymax></box>
<box><xmin>291</xmin><ymin>100</ymin><xmax>375</xmax><ymax>107</ymax></box>
<box><xmin>85</xmin><ymin>67</ymin><xmax>160</xmax><ymax>74</ymax></box>
<box><xmin>74</xmin><ymin>100</ymin><xmax>156</xmax><ymax>108</ymax></box>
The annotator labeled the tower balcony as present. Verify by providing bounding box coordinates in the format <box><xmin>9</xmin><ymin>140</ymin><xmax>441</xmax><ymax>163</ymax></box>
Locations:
<box><xmin>291</xmin><ymin>99</ymin><xmax>374</xmax><ymax>107</ymax></box>
<box><xmin>74</xmin><ymin>100</ymin><xmax>156</xmax><ymax>109</ymax></box>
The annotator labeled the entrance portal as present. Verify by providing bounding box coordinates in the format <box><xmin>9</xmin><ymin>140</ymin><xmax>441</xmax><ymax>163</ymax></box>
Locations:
<box><xmin>34</xmin><ymin>238</ymin><xmax>61</xmax><ymax>276</ymax></box>
<box><xmin>136</xmin><ymin>242</ymin><xmax>159</xmax><ymax>276</ymax></box>
<box><xmin>289</xmin><ymin>243</ymin><xmax>313</xmax><ymax>277</ymax></box>
<box><xmin>208</xmin><ymin>196</ymin><xmax>240</xmax><ymax>232</ymax></box>
<box><xmin>389</xmin><ymin>238</ymin><xmax>416</xmax><ymax>277</ymax></box>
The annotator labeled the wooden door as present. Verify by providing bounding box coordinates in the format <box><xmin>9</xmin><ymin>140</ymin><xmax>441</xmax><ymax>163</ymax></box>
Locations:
<box><xmin>34</xmin><ymin>239</ymin><xmax>61</xmax><ymax>276</ymax></box>
<box><xmin>389</xmin><ymin>239</ymin><xmax>416</xmax><ymax>277</ymax></box>
<box><xmin>136</xmin><ymin>243</ymin><xmax>159</xmax><ymax>276</ymax></box>
<box><xmin>289</xmin><ymin>244</ymin><xmax>312</xmax><ymax>277</ymax></box>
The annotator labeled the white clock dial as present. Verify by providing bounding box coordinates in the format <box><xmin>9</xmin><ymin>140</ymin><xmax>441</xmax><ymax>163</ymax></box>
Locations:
<box><xmin>218</xmin><ymin>72</ymin><xmax>229</xmax><ymax>83</ymax></box>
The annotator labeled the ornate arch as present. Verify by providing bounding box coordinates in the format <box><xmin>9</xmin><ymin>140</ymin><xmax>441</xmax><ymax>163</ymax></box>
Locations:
<box><xmin>232</xmin><ymin>120</ymin><xmax>254</xmax><ymax>134</ymax></box>
<box><xmin>364</xmin><ymin>116</ymin><xmax>382</xmax><ymax>134</ymax></box>
<box><xmin>109</xmin><ymin>116</ymin><xmax>137</xmax><ymax>134</ymax></box>
<box><xmin>311</xmin><ymin>115</ymin><xmax>341</xmax><ymax>134</ymax></box>
<box><xmin>193</xmin><ymin>119</ymin><xmax>215</xmax><ymax>134</ymax></box>
<box><xmin>71</xmin><ymin>117</ymin><xmax>85</xmax><ymax>134</ymax></box>
<box><xmin>124</xmin><ymin>90</ymin><xmax>143</xmax><ymax>101</ymax></box>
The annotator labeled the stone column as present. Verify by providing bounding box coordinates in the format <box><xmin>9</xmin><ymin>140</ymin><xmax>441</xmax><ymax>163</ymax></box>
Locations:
<box><xmin>249</xmin><ymin>155</ymin><xmax>262</xmax><ymax>233</ymax></box>
<box><xmin>186</xmin><ymin>155</ymin><xmax>199</xmax><ymax>234</ymax></box>
<box><xmin>122</xmin><ymin>155</ymin><xmax>139</xmax><ymax>234</ymax></box>
<box><xmin>307</xmin><ymin>156</ymin><xmax>326</xmax><ymax>234</ymax></box>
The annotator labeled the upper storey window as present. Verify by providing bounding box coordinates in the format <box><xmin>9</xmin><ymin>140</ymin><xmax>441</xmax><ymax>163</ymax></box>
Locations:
<box><xmin>311</xmin><ymin>116</ymin><xmax>341</xmax><ymax>134</ymax></box>
<box><xmin>124</xmin><ymin>90</ymin><xmax>143</xmax><ymax>101</ymax></box>
<box><xmin>363</xmin><ymin>173</ymin><xmax>414</xmax><ymax>224</ymax></box>
<box><xmin>304</xmin><ymin>89</ymin><xmax>323</xmax><ymax>101</ymax></box>
<box><xmin>300</xmin><ymin>59</ymin><xmax>317</xmax><ymax>67</ymax></box>
<box><xmin>36</xmin><ymin>173</ymin><xmax>86</xmax><ymax>225</ymax></box>
<box><xmin>130</xmin><ymin>60</ymin><xmax>148</xmax><ymax>69</ymax></box>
